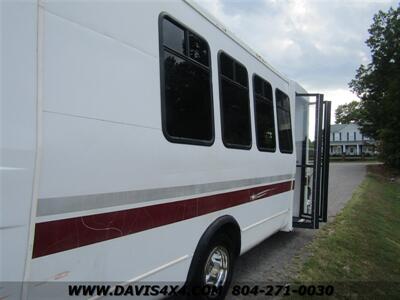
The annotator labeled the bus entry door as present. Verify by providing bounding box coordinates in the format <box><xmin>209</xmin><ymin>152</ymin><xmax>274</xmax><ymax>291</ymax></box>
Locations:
<box><xmin>293</xmin><ymin>93</ymin><xmax>331</xmax><ymax>229</ymax></box>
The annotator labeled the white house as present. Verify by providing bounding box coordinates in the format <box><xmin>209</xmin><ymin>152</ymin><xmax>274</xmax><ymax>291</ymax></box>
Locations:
<box><xmin>330</xmin><ymin>123</ymin><xmax>376</xmax><ymax>156</ymax></box>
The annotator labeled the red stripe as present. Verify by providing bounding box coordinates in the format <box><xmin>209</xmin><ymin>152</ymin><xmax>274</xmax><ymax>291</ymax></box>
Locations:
<box><xmin>32</xmin><ymin>180</ymin><xmax>293</xmax><ymax>258</ymax></box>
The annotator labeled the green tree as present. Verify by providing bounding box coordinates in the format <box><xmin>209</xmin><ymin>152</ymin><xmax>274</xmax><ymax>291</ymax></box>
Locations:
<box><xmin>335</xmin><ymin>100</ymin><xmax>362</xmax><ymax>124</ymax></box>
<box><xmin>349</xmin><ymin>4</ymin><xmax>400</xmax><ymax>168</ymax></box>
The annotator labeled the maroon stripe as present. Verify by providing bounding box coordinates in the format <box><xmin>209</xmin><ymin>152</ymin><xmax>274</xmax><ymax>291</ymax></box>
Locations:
<box><xmin>32</xmin><ymin>180</ymin><xmax>294</xmax><ymax>258</ymax></box>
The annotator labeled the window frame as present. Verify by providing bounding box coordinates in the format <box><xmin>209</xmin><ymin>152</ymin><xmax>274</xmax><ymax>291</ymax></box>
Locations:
<box><xmin>252</xmin><ymin>73</ymin><xmax>276</xmax><ymax>152</ymax></box>
<box><xmin>158</xmin><ymin>13</ymin><xmax>215</xmax><ymax>146</ymax></box>
<box><xmin>275</xmin><ymin>88</ymin><xmax>294</xmax><ymax>154</ymax></box>
<box><xmin>217</xmin><ymin>50</ymin><xmax>252</xmax><ymax>150</ymax></box>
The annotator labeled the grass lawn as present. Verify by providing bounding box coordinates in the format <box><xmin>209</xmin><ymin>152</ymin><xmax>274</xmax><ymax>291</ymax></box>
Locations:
<box><xmin>293</xmin><ymin>165</ymin><xmax>400</xmax><ymax>299</ymax></box>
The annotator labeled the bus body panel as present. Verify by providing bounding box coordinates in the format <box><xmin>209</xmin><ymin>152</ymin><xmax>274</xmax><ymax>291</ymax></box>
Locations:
<box><xmin>0</xmin><ymin>0</ymin><xmax>38</xmax><ymax>287</ymax></box>
<box><xmin>1</xmin><ymin>0</ymin><xmax>303</xmax><ymax>297</ymax></box>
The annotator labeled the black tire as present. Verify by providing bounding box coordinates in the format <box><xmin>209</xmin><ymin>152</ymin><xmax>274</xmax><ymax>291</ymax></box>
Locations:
<box><xmin>185</xmin><ymin>231</ymin><xmax>237</xmax><ymax>300</ymax></box>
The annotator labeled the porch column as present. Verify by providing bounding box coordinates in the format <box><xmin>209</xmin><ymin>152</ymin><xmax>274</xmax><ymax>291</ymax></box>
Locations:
<box><xmin>342</xmin><ymin>144</ymin><xmax>345</xmax><ymax>154</ymax></box>
<box><xmin>356</xmin><ymin>144</ymin><xmax>360</xmax><ymax>155</ymax></box>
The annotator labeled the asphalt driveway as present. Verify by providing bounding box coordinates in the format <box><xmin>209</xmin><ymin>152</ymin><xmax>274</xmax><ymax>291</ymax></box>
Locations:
<box><xmin>232</xmin><ymin>162</ymin><xmax>372</xmax><ymax>284</ymax></box>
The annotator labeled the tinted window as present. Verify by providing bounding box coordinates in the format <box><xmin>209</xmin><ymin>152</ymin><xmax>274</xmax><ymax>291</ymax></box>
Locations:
<box><xmin>235</xmin><ymin>63</ymin><xmax>248</xmax><ymax>87</ymax></box>
<box><xmin>253</xmin><ymin>75</ymin><xmax>276</xmax><ymax>151</ymax></box>
<box><xmin>218</xmin><ymin>52</ymin><xmax>251</xmax><ymax>149</ymax></box>
<box><xmin>188</xmin><ymin>32</ymin><xmax>209</xmax><ymax>67</ymax></box>
<box><xmin>163</xmin><ymin>18</ymin><xmax>186</xmax><ymax>54</ymax></box>
<box><xmin>276</xmin><ymin>89</ymin><xmax>293</xmax><ymax>153</ymax></box>
<box><xmin>254</xmin><ymin>75</ymin><xmax>263</xmax><ymax>95</ymax></box>
<box><xmin>220</xmin><ymin>79</ymin><xmax>251</xmax><ymax>146</ymax></box>
<box><xmin>161</xmin><ymin>17</ymin><xmax>213</xmax><ymax>145</ymax></box>
<box><xmin>220</xmin><ymin>52</ymin><xmax>234</xmax><ymax>80</ymax></box>
<box><xmin>164</xmin><ymin>53</ymin><xmax>212</xmax><ymax>141</ymax></box>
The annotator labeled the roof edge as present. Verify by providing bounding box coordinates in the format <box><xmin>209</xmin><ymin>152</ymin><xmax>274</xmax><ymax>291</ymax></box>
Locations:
<box><xmin>183</xmin><ymin>0</ymin><xmax>290</xmax><ymax>84</ymax></box>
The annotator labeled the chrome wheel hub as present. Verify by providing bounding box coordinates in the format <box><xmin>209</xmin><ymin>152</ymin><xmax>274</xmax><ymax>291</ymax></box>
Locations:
<box><xmin>204</xmin><ymin>246</ymin><xmax>229</xmax><ymax>288</ymax></box>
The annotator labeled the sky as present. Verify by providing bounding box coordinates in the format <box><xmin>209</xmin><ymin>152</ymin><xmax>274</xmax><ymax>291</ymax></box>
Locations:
<box><xmin>194</xmin><ymin>0</ymin><xmax>398</xmax><ymax>122</ymax></box>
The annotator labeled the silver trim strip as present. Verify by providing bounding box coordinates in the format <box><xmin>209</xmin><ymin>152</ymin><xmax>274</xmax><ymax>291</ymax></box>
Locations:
<box><xmin>37</xmin><ymin>174</ymin><xmax>294</xmax><ymax>217</ymax></box>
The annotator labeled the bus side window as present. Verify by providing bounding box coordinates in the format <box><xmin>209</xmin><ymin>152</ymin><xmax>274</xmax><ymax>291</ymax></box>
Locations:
<box><xmin>275</xmin><ymin>89</ymin><xmax>293</xmax><ymax>153</ymax></box>
<box><xmin>253</xmin><ymin>74</ymin><xmax>276</xmax><ymax>152</ymax></box>
<box><xmin>160</xmin><ymin>16</ymin><xmax>214</xmax><ymax>146</ymax></box>
<box><xmin>218</xmin><ymin>52</ymin><xmax>251</xmax><ymax>149</ymax></box>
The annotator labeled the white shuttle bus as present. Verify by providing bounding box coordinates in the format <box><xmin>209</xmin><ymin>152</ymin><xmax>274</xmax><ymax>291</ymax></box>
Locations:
<box><xmin>1</xmin><ymin>0</ymin><xmax>331</xmax><ymax>299</ymax></box>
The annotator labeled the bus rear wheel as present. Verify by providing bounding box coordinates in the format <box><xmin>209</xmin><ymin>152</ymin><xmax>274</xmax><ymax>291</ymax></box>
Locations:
<box><xmin>204</xmin><ymin>245</ymin><xmax>229</xmax><ymax>289</ymax></box>
<box><xmin>187</xmin><ymin>232</ymin><xmax>237</xmax><ymax>300</ymax></box>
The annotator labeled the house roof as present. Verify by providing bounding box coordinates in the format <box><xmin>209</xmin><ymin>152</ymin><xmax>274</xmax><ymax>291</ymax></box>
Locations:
<box><xmin>330</xmin><ymin>124</ymin><xmax>348</xmax><ymax>132</ymax></box>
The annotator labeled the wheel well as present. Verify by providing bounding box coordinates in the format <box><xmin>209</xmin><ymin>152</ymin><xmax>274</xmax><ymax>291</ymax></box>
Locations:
<box><xmin>195</xmin><ymin>215</ymin><xmax>241</xmax><ymax>259</ymax></box>
<box><xmin>186</xmin><ymin>215</ymin><xmax>241</xmax><ymax>285</ymax></box>
<box><xmin>214</xmin><ymin>221</ymin><xmax>241</xmax><ymax>258</ymax></box>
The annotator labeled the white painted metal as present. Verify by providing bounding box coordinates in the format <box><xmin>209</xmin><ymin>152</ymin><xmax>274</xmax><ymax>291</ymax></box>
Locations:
<box><xmin>1</xmin><ymin>0</ymin><xmax>311</xmax><ymax>298</ymax></box>
<box><xmin>1</xmin><ymin>3</ymin><xmax>38</xmax><ymax>300</ymax></box>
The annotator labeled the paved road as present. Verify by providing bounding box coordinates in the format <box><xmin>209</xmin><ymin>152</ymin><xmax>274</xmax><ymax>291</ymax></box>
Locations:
<box><xmin>232</xmin><ymin>162</ymin><xmax>371</xmax><ymax>285</ymax></box>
